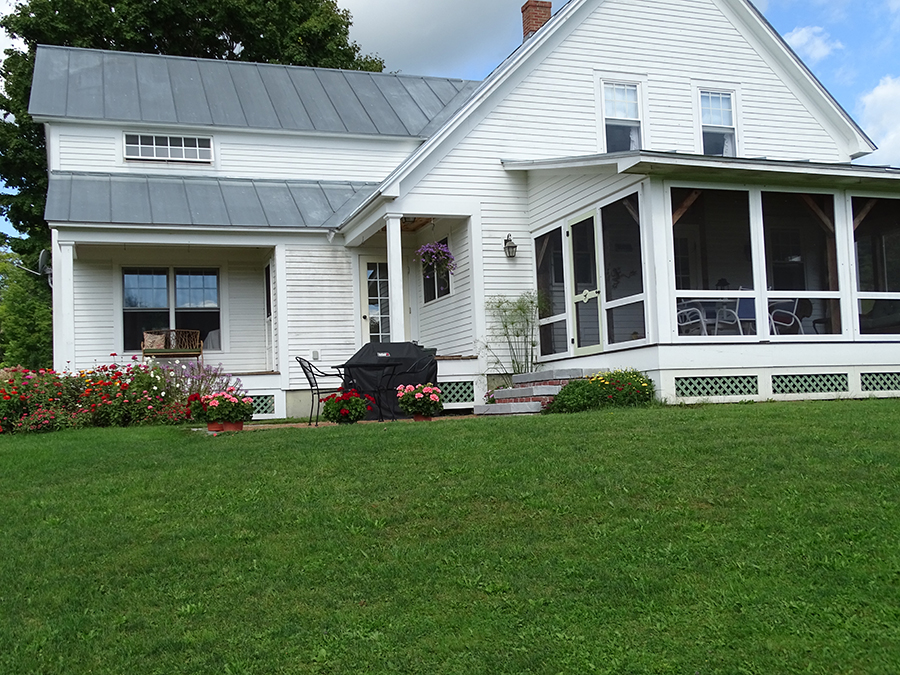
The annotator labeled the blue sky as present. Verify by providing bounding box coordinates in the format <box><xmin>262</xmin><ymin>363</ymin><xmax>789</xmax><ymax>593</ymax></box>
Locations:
<box><xmin>1</xmin><ymin>0</ymin><xmax>899</xmax><ymax>238</ymax></box>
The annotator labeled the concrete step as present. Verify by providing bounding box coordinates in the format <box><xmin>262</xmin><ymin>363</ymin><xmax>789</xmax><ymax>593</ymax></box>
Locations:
<box><xmin>493</xmin><ymin>385</ymin><xmax>560</xmax><ymax>400</ymax></box>
<box><xmin>511</xmin><ymin>368</ymin><xmax>586</xmax><ymax>386</ymax></box>
<box><xmin>474</xmin><ymin>401</ymin><xmax>543</xmax><ymax>416</ymax></box>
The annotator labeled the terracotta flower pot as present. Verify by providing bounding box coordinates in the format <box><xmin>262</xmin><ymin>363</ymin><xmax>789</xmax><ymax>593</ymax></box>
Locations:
<box><xmin>413</xmin><ymin>414</ymin><xmax>432</xmax><ymax>422</ymax></box>
<box><xmin>207</xmin><ymin>422</ymin><xmax>224</xmax><ymax>432</ymax></box>
<box><xmin>223</xmin><ymin>421</ymin><xmax>245</xmax><ymax>432</ymax></box>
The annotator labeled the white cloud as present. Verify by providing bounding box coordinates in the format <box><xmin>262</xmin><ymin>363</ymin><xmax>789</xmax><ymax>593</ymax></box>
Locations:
<box><xmin>858</xmin><ymin>76</ymin><xmax>900</xmax><ymax>166</ymax></box>
<box><xmin>341</xmin><ymin>0</ymin><xmax>528</xmax><ymax>79</ymax></box>
<box><xmin>785</xmin><ymin>25</ymin><xmax>843</xmax><ymax>64</ymax></box>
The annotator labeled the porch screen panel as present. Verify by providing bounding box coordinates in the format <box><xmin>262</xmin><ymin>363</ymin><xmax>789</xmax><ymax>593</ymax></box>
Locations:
<box><xmin>671</xmin><ymin>189</ymin><xmax>754</xmax><ymax>339</ymax></box>
<box><xmin>602</xmin><ymin>193</ymin><xmax>645</xmax><ymax>344</ymax></box>
<box><xmin>123</xmin><ymin>268</ymin><xmax>169</xmax><ymax>351</ymax></box>
<box><xmin>572</xmin><ymin>216</ymin><xmax>601</xmax><ymax>348</ymax></box>
<box><xmin>762</xmin><ymin>192</ymin><xmax>841</xmax><ymax>335</ymax></box>
<box><xmin>536</xmin><ymin>227</ymin><xmax>567</xmax><ymax>355</ymax></box>
<box><xmin>671</xmin><ymin>188</ymin><xmax>751</xmax><ymax>291</ymax></box>
<box><xmin>854</xmin><ymin>197</ymin><xmax>900</xmax><ymax>334</ymax></box>
<box><xmin>602</xmin><ymin>193</ymin><xmax>643</xmax><ymax>301</ymax></box>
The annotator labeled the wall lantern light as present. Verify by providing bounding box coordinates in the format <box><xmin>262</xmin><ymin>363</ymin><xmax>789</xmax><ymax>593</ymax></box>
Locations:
<box><xmin>504</xmin><ymin>234</ymin><xmax>518</xmax><ymax>258</ymax></box>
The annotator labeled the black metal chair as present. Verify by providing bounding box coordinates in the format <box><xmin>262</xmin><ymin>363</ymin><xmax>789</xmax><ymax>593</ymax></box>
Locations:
<box><xmin>296</xmin><ymin>356</ymin><xmax>342</xmax><ymax>426</ymax></box>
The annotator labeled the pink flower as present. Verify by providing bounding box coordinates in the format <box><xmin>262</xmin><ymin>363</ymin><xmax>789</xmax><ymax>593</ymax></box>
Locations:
<box><xmin>423</xmin><ymin>387</ymin><xmax>432</xmax><ymax>394</ymax></box>
<box><xmin>415</xmin><ymin>393</ymin><xmax>423</xmax><ymax>399</ymax></box>
<box><xmin>405</xmin><ymin>385</ymin><xmax>415</xmax><ymax>393</ymax></box>
<box><xmin>242</xmin><ymin>397</ymin><xmax>253</xmax><ymax>404</ymax></box>
<box><xmin>209</xmin><ymin>400</ymin><xmax>220</xmax><ymax>407</ymax></box>
<box><xmin>430</xmin><ymin>394</ymin><xmax>439</xmax><ymax>401</ymax></box>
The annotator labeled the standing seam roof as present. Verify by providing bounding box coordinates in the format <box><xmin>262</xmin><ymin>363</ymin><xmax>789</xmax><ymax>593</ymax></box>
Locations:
<box><xmin>29</xmin><ymin>45</ymin><xmax>481</xmax><ymax>138</ymax></box>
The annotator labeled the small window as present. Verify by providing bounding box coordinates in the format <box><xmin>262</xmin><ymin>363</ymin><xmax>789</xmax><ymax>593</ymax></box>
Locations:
<box><xmin>603</xmin><ymin>82</ymin><xmax>641</xmax><ymax>152</ymax></box>
<box><xmin>700</xmin><ymin>90</ymin><xmax>736</xmax><ymax>157</ymax></box>
<box><xmin>423</xmin><ymin>238</ymin><xmax>451</xmax><ymax>304</ymax></box>
<box><xmin>124</xmin><ymin>134</ymin><xmax>213</xmax><ymax>162</ymax></box>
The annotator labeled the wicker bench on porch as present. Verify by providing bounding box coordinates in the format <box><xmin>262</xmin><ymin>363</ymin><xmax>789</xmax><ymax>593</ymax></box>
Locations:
<box><xmin>141</xmin><ymin>329</ymin><xmax>203</xmax><ymax>361</ymax></box>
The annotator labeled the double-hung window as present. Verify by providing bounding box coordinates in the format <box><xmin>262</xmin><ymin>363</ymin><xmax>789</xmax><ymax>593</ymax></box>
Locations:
<box><xmin>603</xmin><ymin>82</ymin><xmax>642</xmax><ymax>153</ymax></box>
<box><xmin>422</xmin><ymin>238</ymin><xmax>451</xmax><ymax>303</ymax></box>
<box><xmin>123</xmin><ymin>268</ymin><xmax>220</xmax><ymax>351</ymax></box>
<box><xmin>700</xmin><ymin>90</ymin><xmax>736</xmax><ymax>157</ymax></box>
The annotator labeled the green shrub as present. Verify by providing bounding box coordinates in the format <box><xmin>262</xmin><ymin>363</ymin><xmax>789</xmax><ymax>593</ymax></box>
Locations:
<box><xmin>544</xmin><ymin>379</ymin><xmax>604</xmax><ymax>414</ymax></box>
<box><xmin>589</xmin><ymin>368</ymin><xmax>655</xmax><ymax>407</ymax></box>
<box><xmin>545</xmin><ymin>368</ymin><xmax>655</xmax><ymax>414</ymax></box>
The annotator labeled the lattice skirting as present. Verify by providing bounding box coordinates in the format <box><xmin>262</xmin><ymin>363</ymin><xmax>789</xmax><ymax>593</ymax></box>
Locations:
<box><xmin>861</xmin><ymin>372</ymin><xmax>900</xmax><ymax>392</ymax></box>
<box><xmin>252</xmin><ymin>394</ymin><xmax>276</xmax><ymax>416</ymax></box>
<box><xmin>439</xmin><ymin>381</ymin><xmax>475</xmax><ymax>404</ymax></box>
<box><xmin>771</xmin><ymin>373</ymin><xmax>848</xmax><ymax>395</ymax></box>
<box><xmin>675</xmin><ymin>375</ymin><xmax>758</xmax><ymax>398</ymax></box>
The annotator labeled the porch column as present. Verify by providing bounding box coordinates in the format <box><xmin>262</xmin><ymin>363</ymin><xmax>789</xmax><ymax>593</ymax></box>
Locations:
<box><xmin>52</xmin><ymin>231</ymin><xmax>76</xmax><ymax>371</ymax></box>
<box><xmin>385</xmin><ymin>214</ymin><xmax>406</xmax><ymax>341</ymax></box>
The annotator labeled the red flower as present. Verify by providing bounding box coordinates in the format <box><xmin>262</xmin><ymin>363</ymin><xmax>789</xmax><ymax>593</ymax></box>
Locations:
<box><xmin>340</xmin><ymin>408</ymin><xmax>349</xmax><ymax>415</ymax></box>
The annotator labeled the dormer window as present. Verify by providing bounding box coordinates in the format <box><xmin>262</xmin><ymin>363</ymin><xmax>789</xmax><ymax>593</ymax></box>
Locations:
<box><xmin>700</xmin><ymin>90</ymin><xmax>736</xmax><ymax>157</ymax></box>
<box><xmin>603</xmin><ymin>82</ymin><xmax>642</xmax><ymax>153</ymax></box>
<box><xmin>124</xmin><ymin>134</ymin><xmax>213</xmax><ymax>163</ymax></box>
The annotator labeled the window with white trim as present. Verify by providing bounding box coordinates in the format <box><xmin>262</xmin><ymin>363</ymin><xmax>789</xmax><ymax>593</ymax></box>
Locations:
<box><xmin>123</xmin><ymin>268</ymin><xmax>220</xmax><ymax>351</ymax></box>
<box><xmin>700</xmin><ymin>90</ymin><xmax>736</xmax><ymax>157</ymax></box>
<box><xmin>602</xmin><ymin>82</ymin><xmax>642</xmax><ymax>153</ymax></box>
<box><xmin>422</xmin><ymin>238</ymin><xmax>451</xmax><ymax>303</ymax></box>
<box><xmin>124</xmin><ymin>134</ymin><xmax>213</xmax><ymax>162</ymax></box>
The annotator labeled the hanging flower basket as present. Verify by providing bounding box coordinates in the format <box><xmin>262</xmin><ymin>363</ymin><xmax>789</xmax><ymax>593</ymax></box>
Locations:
<box><xmin>416</xmin><ymin>241</ymin><xmax>457</xmax><ymax>278</ymax></box>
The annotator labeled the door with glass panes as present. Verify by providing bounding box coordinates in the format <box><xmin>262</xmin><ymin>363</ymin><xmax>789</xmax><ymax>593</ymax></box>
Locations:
<box><xmin>569</xmin><ymin>192</ymin><xmax>646</xmax><ymax>354</ymax></box>
<box><xmin>361</xmin><ymin>259</ymin><xmax>391</xmax><ymax>343</ymax></box>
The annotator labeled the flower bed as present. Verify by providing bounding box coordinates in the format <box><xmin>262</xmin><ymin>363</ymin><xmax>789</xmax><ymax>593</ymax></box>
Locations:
<box><xmin>0</xmin><ymin>357</ymin><xmax>249</xmax><ymax>434</ymax></box>
<box><xmin>320</xmin><ymin>388</ymin><xmax>375</xmax><ymax>424</ymax></box>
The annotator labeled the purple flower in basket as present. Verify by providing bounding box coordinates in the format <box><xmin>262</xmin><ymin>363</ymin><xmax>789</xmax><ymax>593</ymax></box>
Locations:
<box><xmin>416</xmin><ymin>241</ymin><xmax>457</xmax><ymax>278</ymax></box>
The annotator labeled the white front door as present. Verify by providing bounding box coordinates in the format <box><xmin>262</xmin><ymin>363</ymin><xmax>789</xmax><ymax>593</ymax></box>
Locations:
<box><xmin>361</xmin><ymin>258</ymin><xmax>391</xmax><ymax>343</ymax></box>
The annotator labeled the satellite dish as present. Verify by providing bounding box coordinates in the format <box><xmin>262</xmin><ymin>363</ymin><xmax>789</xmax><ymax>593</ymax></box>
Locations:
<box><xmin>38</xmin><ymin>249</ymin><xmax>51</xmax><ymax>274</ymax></box>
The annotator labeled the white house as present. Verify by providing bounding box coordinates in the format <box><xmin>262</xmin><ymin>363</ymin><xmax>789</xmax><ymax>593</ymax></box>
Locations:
<box><xmin>30</xmin><ymin>0</ymin><xmax>900</xmax><ymax>415</ymax></box>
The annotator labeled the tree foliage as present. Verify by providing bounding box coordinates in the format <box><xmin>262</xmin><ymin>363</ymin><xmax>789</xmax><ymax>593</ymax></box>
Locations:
<box><xmin>0</xmin><ymin>253</ymin><xmax>52</xmax><ymax>369</ymax></box>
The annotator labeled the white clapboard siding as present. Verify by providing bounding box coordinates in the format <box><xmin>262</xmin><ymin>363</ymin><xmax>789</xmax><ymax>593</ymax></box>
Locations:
<box><xmin>284</xmin><ymin>246</ymin><xmax>356</xmax><ymax>389</ymax></box>
<box><xmin>217</xmin><ymin>263</ymin><xmax>269</xmax><ymax>373</ymax></box>
<box><xmin>73</xmin><ymin>260</ymin><xmax>116</xmax><ymax>367</ymax></box>
<box><xmin>59</xmin><ymin>134</ymin><xmax>118</xmax><ymax>171</ymax></box>
<box><xmin>415</xmin><ymin>225</ymin><xmax>473</xmax><ymax>355</ymax></box>
<box><xmin>218</xmin><ymin>139</ymin><xmax>418</xmax><ymax>182</ymax></box>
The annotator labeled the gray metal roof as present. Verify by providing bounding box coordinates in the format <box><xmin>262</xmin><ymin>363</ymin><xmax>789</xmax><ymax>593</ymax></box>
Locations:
<box><xmin>45</xmin><ymin>172</ymin><xmax>379</xmax><ymax>229</ymax></box>
<box><xmin>29</xmin><ymin>45</ymin><xmax>480</xmax><ymax>138</ymax></box>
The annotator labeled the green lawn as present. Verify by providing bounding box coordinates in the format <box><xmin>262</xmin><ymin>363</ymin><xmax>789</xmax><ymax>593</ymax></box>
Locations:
<box><xmin>2</xmin><ymin>400</ymin><xmax>899</xmax><ymax>674</ymax></box>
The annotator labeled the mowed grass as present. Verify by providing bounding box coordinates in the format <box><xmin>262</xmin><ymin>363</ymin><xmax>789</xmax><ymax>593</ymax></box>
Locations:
<box><xmin>1</xmin><ymin>400</ymin><xmax>899</xmax><ymax>674</ymax></box>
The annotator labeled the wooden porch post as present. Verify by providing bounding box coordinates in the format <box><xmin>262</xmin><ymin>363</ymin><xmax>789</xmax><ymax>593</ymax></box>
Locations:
<box><xmin>385</xmin><ymin>214</ymin><xmax>406</xmax><ymax>341</ymax></box>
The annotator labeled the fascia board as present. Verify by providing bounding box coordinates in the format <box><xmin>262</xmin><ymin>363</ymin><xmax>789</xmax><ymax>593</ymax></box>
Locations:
<box><xmin>33</xmin><ymin>114</ymin><xmax>427</xmax><ymax>144</ymax></box>
<box><xmin>503</xmin><ymin>150</ymin><xmax>900</xmax><ymax>182</ymax></box>
<box><xmin>719</xmin><ymin>0</ymin><xmax>876</xmax><ymax>158</ymax></box>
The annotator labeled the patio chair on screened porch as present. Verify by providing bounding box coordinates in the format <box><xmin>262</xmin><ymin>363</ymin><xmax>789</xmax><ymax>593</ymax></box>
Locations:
<box><xmin>715</xmin><ymin>297</ymin><xmax>756</xmax><ymax>335</ymax></box>
<box><xmin>296</xmin><ymin>356</ymin><xmax>342</xmax><ymax>426</ymax></box>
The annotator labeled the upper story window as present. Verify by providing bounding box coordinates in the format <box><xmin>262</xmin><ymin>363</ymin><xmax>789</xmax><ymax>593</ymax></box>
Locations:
<box><xmin>124</xmin><ymin>134</ymin><xmax>213</xmax><ymax>162</ymax></box>
<box><xmin>700</xmin><ymin>90</ymin><xmax>736</xmax><ymax>157</ymax></box>
<box><xmin>603</xmin><ymin>82</ymin><xmax>642</xmax><ymax>153</ymax></box>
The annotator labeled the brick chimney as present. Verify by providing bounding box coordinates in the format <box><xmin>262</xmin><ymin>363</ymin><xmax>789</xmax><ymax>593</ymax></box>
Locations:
<box><xmin>522</xmin><ymin>0</ymin><xmax>552</xmax><ymax>41</ymax></box>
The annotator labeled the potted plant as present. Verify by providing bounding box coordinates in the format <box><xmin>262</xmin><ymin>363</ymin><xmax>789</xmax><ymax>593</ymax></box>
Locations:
<box><xmin>193</xmin><ymin>388</ymin><xmax>254</xmax><ymax>431</ymax></box>
<box><xmin>396</xmin><ymin>383</ymin><xmax>444</xmax><ymax>421</ymax></box>
<box><xmin>320</xmin><ymin>388</ymin><xmax>375</xmax><ymax>424</ymax></box>
<box><xmin>416</xmin><ymin>241</ymin><xmax>457</xmax><ymax>278</ymax></box>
